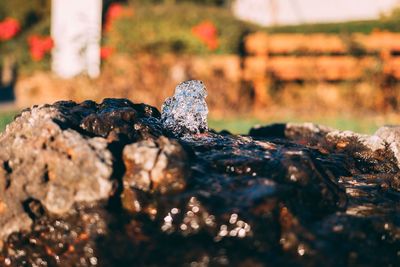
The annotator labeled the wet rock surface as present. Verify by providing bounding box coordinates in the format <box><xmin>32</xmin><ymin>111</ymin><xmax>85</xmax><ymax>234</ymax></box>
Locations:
<box><xmin>0</xmin><ymin>99</ymin><xmax>399</xmax><ymax>266</ymax></box>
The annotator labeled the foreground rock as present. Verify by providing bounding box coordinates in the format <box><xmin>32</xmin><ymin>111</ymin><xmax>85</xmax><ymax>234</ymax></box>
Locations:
<box><xmin>0</xmin><ymin>99</ymin><xmax>162</xmax><ymax>243</ymax></box>
<box><xmin>0</xmin><ymin>99</ymin><xmax>399</xmax><ymax>266</ymax></box>
<box><xmin>0</xmin><ymin>103</ymin><xmax>113</xmax><ymax>243</ymax></box>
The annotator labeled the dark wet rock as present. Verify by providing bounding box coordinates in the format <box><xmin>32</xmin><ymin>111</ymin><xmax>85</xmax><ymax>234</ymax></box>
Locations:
<box><xmin>0</xmin><ymin>100</ymin><xmax>399</xmax><ymax>267</ymax></box>
<box><xmin>249</xmin><ymin>122</ymin><xmax>333</xmax><ymax>142</ymax></box>
<box><xmin>250</xmin><ymin>123</ymin><xmax>399</xmax><ymax>173</ymax></box>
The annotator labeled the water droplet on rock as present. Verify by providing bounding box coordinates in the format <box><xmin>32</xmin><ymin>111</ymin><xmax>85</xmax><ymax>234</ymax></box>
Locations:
<box><xmin>161</xmin><ymin>80</ymin><xmax>208</xmax><ymax>136</ymax></box>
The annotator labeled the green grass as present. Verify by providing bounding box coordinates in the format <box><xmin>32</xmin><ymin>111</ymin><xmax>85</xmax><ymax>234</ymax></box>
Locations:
<box><xmin>266</xmin><ymin>19</ymin><xmax>400</xmax><ymax>34</ymax></box>
<box><xmin>0</xmin><ymin>111</ymin><xmax>17</xmax><ymax>132</ymax></box>
<box><xmin>209</xmin><ymin>118</ymin><xmax>262</xmax><ymax>134</ymax></box>
<box><xmin>208</xmin><ymin>115</ymin><xmax>396</xmax><ymax>135</ymax></box>
<box><xmin>109</xmin><ymin>3</ymin><xmax>261</xmax><ymax>55</ymax></box>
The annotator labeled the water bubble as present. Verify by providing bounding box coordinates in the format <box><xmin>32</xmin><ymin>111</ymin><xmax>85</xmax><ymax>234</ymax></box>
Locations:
<box><xmin>90</xmin><ymin>257</ymin><xmax>98</xmax><ymax>265</ymax></box>
<box><xmin>218</xmin><ymin>225</ymin><xmax>228</xmax><ymax>237</ymax></box>
<box><xmin>297</xmin><ymin>244</ymin><xmax>306</xmax><ymax>256</ymax></box>
<box><xmin>229</xmin><ymin>213</ymin><xmax>238</xmax><ymax>224</ymax></box>
<box><xmin>171</xmin><ymin>208</ymin><xmax>179</xmax><ymax>214</ymax></box>
<box><xmin>238</xmin><ymin>228</ymin><xmax>246</xmax><ymax>238</ymax></box>
<box><xmin>192</xmin><ymin>206</ymin><xmax>200</xmax><ymax>213</ymax></box>
<box><xmin>161</xmin><ymin>80</ymin><xmax>208</xmax><ymax>136</ymax></box>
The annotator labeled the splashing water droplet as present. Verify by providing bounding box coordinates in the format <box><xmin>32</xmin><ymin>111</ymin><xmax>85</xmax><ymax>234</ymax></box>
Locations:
<box><xmin>161</xmin><ymin>80</ymin><xmax>208</xmax><ymax>136</ymax></box>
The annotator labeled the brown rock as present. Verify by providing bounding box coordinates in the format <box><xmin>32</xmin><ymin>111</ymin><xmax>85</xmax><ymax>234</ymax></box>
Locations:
<box><xmin>0</xmin><ymin>98</ymin><xmax>163</xmax><ymax>243</ymax></box>
<box><xmin>122</xmin><ymin>136</ymin><xmax>189</xmax><ymax>212</ymax></box>
<box><xmin>0</xmin><ymin>98</ymin><xmax>399</xmax><ymax>267</ymax></box>
<box><xmin>123</xmin><ymin>136</ymin><xmax>189</xmax><ymax>193</ymax></box>
<box><xmin>0</xmin><ymin>105</ymin><xmax>113</xmax><ymax>241</ymax></box>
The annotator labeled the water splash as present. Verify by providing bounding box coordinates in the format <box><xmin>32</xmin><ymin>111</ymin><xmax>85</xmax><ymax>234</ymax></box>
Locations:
<box><xmin>161</xmin><ymin>80</ymin><xmax>208</xmax><ymax>136</ymax></box>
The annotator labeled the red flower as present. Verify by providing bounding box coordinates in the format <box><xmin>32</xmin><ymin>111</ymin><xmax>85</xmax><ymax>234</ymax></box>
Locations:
<box><xmin>0</xmin><ymin>18</ymin><xmax>21</xmax><ymax>41</ymax></box>
<box><xmin>105</xmin><ymin>3</ymin><xmax>124</xmax><ymax>32</ymax></box>
<box><xmin>192</xmin><ymin>21</ymin><xmax>219</xmax><ymax>51</ymax></box>
<box><xmin>100</xmin><ymin>46</ymin><xmax>114</xmax><ymax>60</ymax></box>
<box><xmin>104</xmin><ymin>4</ymin><xmax>133</xmax><ymax>32</ymax></box>
<box><xmin>27</xmin><ymin>35</ymin><xmax>54</xmax><ymax>61</ymax></box>
<box><xmin>107</xmin><ymin>3</ymin><xmax>124</xmax><ymax>21</ymax></box>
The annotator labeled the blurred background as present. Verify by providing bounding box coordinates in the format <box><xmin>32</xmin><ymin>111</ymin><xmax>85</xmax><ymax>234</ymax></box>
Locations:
<box><xmin>1</xmin><ymin>0</ymin><xmax>400</xmax><ymax>133</ymax></box>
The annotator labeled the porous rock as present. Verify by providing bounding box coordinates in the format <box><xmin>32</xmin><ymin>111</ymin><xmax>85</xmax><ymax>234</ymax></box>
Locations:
<box><xmin>0</xmin><ymin>99</ymin><xmax>399</xmax><ymax>267</ymax></box>
<box><xmin>250</xmin><ymin>122</ymin><xmax>398</xmax><ymax>173</ymax></box>
<box><xmin>123</xmin><ymin>136</ymin><xmax>188</xmax><ymax>193</ymax></box>
<box><xmin>122</xmin><ymin>136</ymin><xmax>189</xmax><ymax>213</ymax></box>
<box><xmin>0</xmin><ymin>105</ymin><xmax>113</xmax><ymax>242</ymax></box>
<box><xmin>0</xmin><ymin>98</ymin><xmax>163</xmax><ymax>243</ymax></box>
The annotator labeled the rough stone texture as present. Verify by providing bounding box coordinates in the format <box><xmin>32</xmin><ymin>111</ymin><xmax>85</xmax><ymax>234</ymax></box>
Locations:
<box><xmin>122</xmin><ymin>136</ymin><xmax>189</xmax><ymax>213</ymax></box>
<box><xmin>0</xmin><ymin>105</ymin><xmax>113</xmax><ymax>243</ymax></box>
<box><xmin>0</xmin><ymin>100</ymin><xmax>399</xmax><ymax>266</ymax></box>
<box><xmin>0</xmin><ymin>98</ymin><xmax>163</xmax><ymax>244</ymax></box>
<box><xmin>250</xmin><ymin>121</ymin><xmax>400</xmax><ymax>191</ymax></box>
<box><xmin>250</xmin><ymin>122</ymin><xmax>397</xmax><ymax>174</ymax></box>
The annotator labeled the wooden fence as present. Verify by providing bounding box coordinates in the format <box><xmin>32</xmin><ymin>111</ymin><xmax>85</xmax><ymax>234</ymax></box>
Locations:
<box><xmin>243</xmin><ymin>31</ymin><xmax>400</xmax><ymax>106</ymax></box>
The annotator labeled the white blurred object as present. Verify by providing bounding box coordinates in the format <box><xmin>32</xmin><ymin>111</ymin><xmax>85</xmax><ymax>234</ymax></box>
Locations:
<box><xmin>232</xmin><ymin>0</ymin><xmax>399</xmax><ymax>26</ymax></box>
<box><xmin>51</xmin><ymin>0</ymin><xmax>102</xmax><ymax>79</ymax></box>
